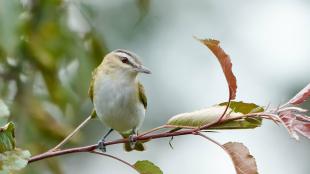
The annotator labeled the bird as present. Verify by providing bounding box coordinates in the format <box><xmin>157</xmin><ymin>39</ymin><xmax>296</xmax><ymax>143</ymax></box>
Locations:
<box><xmin>88</xmin><ymin>49</ymin><xmax>151</xmax><ymax>152</ymax></box>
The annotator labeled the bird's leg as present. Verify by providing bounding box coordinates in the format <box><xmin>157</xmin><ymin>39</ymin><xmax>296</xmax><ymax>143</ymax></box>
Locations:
<box><xmin>97</xmin><ymin>129</ymin><xmax>114</xmax><ymax>152</ymax></box>
<box><xmin>128</xmin><ymin>128</ymin><xmax>138</xmax><ymax>149</ymax></box>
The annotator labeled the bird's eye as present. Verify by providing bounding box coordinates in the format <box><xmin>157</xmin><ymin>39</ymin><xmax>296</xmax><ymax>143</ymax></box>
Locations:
<box><xmin>121</xmin><ymin>57</ymin><xmax>129</xmax><ymax>64</ymax></box>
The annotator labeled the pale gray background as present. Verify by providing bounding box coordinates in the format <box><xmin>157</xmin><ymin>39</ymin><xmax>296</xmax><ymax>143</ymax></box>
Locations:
<box><xmin>64</xmin><ymin>0</ymin><xmax>310</xmax><ymax>173</ymax></box>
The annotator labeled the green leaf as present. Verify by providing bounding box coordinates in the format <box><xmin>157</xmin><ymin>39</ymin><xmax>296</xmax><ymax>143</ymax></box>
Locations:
<box><xmin>0</xmin><ymin>148</ymin><xmax>31</xmax><ymax>173</ymax></box>
<box><xmin>0</xmin><ymin>100</ymin><xmax>10</xmax><ymax>126</ymax></box>
<box><xmin>134</xmin><ymin>160</ymin><xmax>163</xmax><ymax>174</ymax></box>
<box><xmin>167</xmin><ymin>101</ymin><xmax>264</xmax><ymax>129</ymax></box>
<box><xmin>216</xmin><ymin>101</ymin><xmax>263</xmax><ymax>129</ymax></box>
<box><xmin>219</xmin><ymin>101</ymin><xmax>264</xmax><ymax>114</ymax></box>
<box><xmin>0</xmin><ymin>122</ymin><xmax>15</xmax><ymax>153</ymax></box>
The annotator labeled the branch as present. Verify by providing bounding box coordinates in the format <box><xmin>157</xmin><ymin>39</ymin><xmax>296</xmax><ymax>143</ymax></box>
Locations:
<box><xmin>28</xmin><ymin>113</ymin><xmax>275</xmax><ymax>164</ymax></box>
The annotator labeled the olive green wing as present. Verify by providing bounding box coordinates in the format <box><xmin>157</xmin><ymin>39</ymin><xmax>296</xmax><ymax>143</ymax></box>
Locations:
<box><xmin>138</xmin><ymin>82</ymin><xmax>147</xmax><ymax>109</ymax></box>
<box><xmin>88</xmin><ymin>67</ymin><xmax>98</xmax><ymax>103</ymax></box>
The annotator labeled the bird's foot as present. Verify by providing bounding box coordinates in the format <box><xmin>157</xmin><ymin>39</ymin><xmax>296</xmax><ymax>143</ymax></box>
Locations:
<box><xmin>97</xmin><ymin>140</ymin><xmax>107</xmax><ymax>152</ymax></box>
<box><xmin>129</xmin><ymin>134</ymin><xmax>137</xmax><ymax>149</ymax></box>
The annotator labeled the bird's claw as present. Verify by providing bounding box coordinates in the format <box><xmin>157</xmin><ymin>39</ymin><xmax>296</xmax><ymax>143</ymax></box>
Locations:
<box><xmin>97</xmin><ymin>140</ymin><xmax>106</xmax><ymax>152</ymax></box>
<box><xmin>129</xmin><ymin>135</ymin><xmax>137</xmax><ymax>149</ymax></box>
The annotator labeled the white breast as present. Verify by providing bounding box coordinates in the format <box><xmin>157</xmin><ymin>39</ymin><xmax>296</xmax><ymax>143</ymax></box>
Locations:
<box><xmin>93</xmin><ymin>73</ymin><xmax>145</xmax><ymax>132</ymax></box>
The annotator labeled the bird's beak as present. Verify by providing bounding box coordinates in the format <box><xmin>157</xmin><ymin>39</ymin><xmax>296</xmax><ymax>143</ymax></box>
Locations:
<box><xmin>135</xmin><ymin>65</ymin><xmax>152</xmax><ymax>74</ymax></box>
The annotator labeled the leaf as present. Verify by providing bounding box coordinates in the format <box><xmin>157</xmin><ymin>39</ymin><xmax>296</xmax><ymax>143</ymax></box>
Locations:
<box><xmin>288</xmin><ymin>83</ymin><xmax>310</xmax><ymax>105</ymax></box>
<box><xmin>167</xmin><ymin>106</ymin><xmax>241</xmax><ymax>127</ymax></box>
<box><xmin>134</xmin><ymin>160</ymin><xmax>163</xmax><ymax>174</ymax></box>
<box><xmin>0</xmin><ymin>100</ymin><xmax>10</xmax><ymax>126</ymax></box>
<box><xmin>196</xmin><ymin>38</ymin><xmax>237</xmax><ymax>99</ymax></box>
<box><xmin>0</xmin><ymin>148</ymin><xmax>31</xmax><ymax>173</ymax></box>
<box><xmin>277</xmin><ymin>107</ymin><xmax>310</xmax><ymax>140</ymax></box>
<box><xmin>223</xmin><ymin>142</ymin><xmax>258</xmax><ymax>174</ymax></box>
<box><xmin>219</xmin><ymin>101</ymin><xmax>264</xmax><ymax>114</ymax></box>
<box><xmin>0</xmin><ymin>123</ymin><xmax>30</xmax><ymax>173</ymax></box>
<box><xmin>0</xmin><ymin>122</ymin><xmax>15</xmax><ymax>153</ymax></box>
<box><xmin>167</xmin><ymin>101</ymin><xmax>263</xmax><ymax>129</ymax></box>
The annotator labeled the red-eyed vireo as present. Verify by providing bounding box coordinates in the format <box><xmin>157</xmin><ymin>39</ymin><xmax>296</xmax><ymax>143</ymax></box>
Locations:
<box><xmin>88</xmin><ymin>49</ymin><xmax>151</xmax><ymax>152</ymax></box>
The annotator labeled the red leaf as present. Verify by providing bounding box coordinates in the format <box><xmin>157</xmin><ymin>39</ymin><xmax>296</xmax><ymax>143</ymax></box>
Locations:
<box><xmin>196</xmin><ymin>38</ymin><xmax>237</xmax><ymax>100</ymax></box>
<box><xmin>289</xmin><ymin>83</ymin><xmax>310</xmax><ymax>105</ymax></box>
<box><xmin>279</xmin><ymin>109</ymin><xmax>310</xmax><ymax>140</ymax></box>
<box><xmin>294</xmin><ymin>120</ymin><xmax>310</xmax><ymax>139</ymax></box>
<box><xmin>223</xmin><ymin>142</ymin><xmax>258</xmax><ymax>174</ymax></box>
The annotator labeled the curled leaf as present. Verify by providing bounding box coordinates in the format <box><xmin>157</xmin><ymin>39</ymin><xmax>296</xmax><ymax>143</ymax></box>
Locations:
<box><xmin>134</xmin><ymin>160</ymin><xmax>163</xmax><ymax>174</ymax></box>
<box><xmin>167</xmin><ymin>101</ymin><xmax>263</xmax><ymax>129</ymax></box>
<box><xmin>0</xmin><ymin>148</ymin><xmax>31</xmax><ymax>172</ymax></box>
<box><xmin>0</xmin><ymin>122</ymin><xmax>15</xmax><ymax>153</ymax></box>
<box><xmin>196</xmin><ymin>38</ymin><xmax>237</xmax><ymax>99</ymax></box>
<box><xmin>223</xmin><ymin>142</ymin><xmax>258</xmax><ymax>174</ymax></box>
<box><xmin>289</xmin><ymin>83</ymin><xmax>310</xmax><ymax>105</ymax></box>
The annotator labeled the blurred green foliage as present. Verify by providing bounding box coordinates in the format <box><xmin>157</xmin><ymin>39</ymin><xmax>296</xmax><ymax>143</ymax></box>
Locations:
<box><xmin>0</xmin><ymin>0</ymin><xmax>149</xmax><ymax>172</ymax></box>
<box><xmin>0</xmin><ymin>0</ymin><xmax>110</xmax><ymax>173</ymax></box>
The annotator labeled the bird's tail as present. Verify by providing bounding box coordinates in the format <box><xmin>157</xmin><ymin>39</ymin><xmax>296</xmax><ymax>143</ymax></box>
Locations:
<box><xmin>121</xmin><ymin>131</ymin><xmax>145</xmax><ymax>152</ymax></box>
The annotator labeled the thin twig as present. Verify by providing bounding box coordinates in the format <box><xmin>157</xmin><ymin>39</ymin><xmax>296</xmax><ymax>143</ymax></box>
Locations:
<box><xmin>137</xmin><ymin>125</ymin><xmax>167</xmax><ymax>137</ymax></box>
<box><xmin>164</xmin><ymin>125</ymin><xmax>199</xmax><ymax>129</ymax></box>
<box><xmin>90</xmin><ymin>151</ymin><xmax>138</xmax><ymax>173</ymax></box>
<box><xmin>50</xmin><ymin>115</ymin><xmax>92</xmax><ymax>151</ymax></box>
<box><xmin>194</xmin><ymin>132</ymin><xmax>227</xmax><ymax>152</ymax></box>
<box><xmin>195</xmin><ymin>132</ymin><xmax>237</xmax><ymax>173</ymax></box>
<box><xmin>28</xmin><ymin>144</ymin><xmax>97</xmax><ymax>163</ymax></box>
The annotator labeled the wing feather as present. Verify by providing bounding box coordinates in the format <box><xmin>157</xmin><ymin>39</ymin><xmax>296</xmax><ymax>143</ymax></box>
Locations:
<box><xmin>138</xmin><ymin>82</ymin><xmax>147</xmax><ymax>109</ymax></box>
<box><xmin>88</xmin><ymin>68</ymin><xmax>98</xmax><ymax>102</ymax></box>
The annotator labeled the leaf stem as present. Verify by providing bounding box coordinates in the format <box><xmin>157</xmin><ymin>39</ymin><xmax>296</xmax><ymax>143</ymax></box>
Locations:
<box><xmin>90</xmin><ymin>151</ymin><xmax>138</xmax><ymax>173</ymax></box>
<box><xmin>195</xmin><ymin>132</ymin><xmax>236</xmax><ymax>174</ymax></box>
<box><xmin>50</xmin><ymin>115</ymin><xmax>92</xmax><ymax>151</ymax></box>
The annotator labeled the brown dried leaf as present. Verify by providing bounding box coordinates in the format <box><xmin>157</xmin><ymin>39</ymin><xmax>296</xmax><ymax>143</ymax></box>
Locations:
<box><xmin>223</xmin><ymin>142</ymin><xmax>258</xmax><ymax>174</ymax></box>
<box><xmin>196</xmin><ymin>38</ymin><xmax>237</xmax><ymax>99</ymax></box>
<box><xmin>289</xmin><ymin>83</ymin><xmax>310</xmax><ymax>105</ymax></box>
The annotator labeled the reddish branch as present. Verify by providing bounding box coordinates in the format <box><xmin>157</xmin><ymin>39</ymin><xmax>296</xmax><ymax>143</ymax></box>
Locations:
<box><xmin>28</xmin><ymin>113</ymin><xmax>275</xmax><ymax>163</ymax></box>
<box><xmin>28</xmin><ymin>126</ymin><xmax>200</xmax><ymax>163</ymax></box>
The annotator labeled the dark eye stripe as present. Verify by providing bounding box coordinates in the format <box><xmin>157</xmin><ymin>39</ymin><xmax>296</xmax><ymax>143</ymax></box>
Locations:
<box><xmin>115</xmin><ymin>49</ymin><xmax>141</xmax><ymax>67</ymax></box>
<box><xmin>119</xmin><ymin>56</ymin><xmax>137</xmax><ymax>68</ymax></box>
<box><xmin>115</xmin><ymin>50</ymin><xmax>134</xmax><ymax>59</ymax></box>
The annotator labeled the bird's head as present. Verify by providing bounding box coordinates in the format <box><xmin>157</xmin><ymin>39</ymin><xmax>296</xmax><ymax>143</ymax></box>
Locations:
<box><xmin>100</xmin><ymin>49</ymin><xmax>151</xmax><ymax>78</ymax></box>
